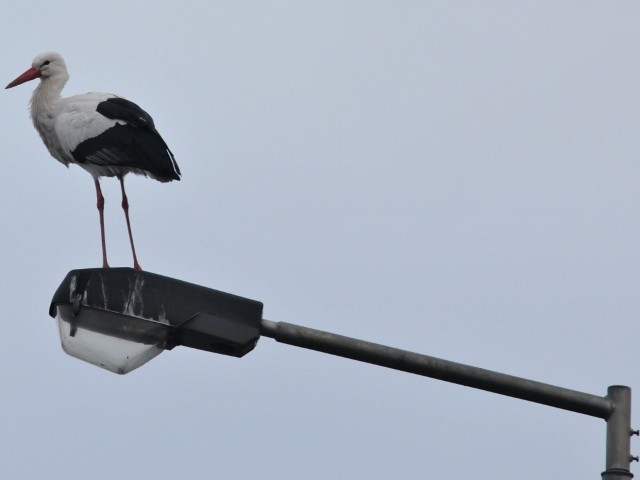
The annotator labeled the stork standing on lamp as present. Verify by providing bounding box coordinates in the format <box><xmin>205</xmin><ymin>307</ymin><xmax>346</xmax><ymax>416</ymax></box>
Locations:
<box><xmin>6</xmin><ymin>52</ymin><xmax>181</xmax><ymax>270</ymax></box>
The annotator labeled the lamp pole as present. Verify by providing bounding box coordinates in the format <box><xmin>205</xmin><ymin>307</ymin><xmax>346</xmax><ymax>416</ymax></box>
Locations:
<box><xmin>260</xmin><ymin>319</ymin><xmax>634</xmax><ymax>479</ymax></box>
<box><xmin>49</xmin><ymin>268</ymin><xmax>635</xmax><ymax>478</ymax></box>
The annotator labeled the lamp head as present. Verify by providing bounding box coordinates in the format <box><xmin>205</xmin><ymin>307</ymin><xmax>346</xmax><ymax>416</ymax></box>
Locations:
<box><xmin>49</xmin><ymin>268</ymin><xmax>263</xmax><ymax>374</ymax></box>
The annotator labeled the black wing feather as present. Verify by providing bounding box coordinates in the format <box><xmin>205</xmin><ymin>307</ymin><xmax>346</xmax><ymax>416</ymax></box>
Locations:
<box><xmin>97</xmin><ymin>97</ymin><xmax>156</xmax><ymax>129</ymax></box>
<box><xmin>71</xmin><ymin>97</ymin><xmax>181</xmax><ymax>181</ymax></box>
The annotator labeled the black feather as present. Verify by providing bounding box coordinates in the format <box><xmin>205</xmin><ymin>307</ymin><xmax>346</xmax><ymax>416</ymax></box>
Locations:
<box><xmin>97</xmin><ymin>97</ymin><xmax>156</xmax><ymax>130</ymax></box>
<box><xmin>72</xmin><ymin>97</ymin><xmax>181</xmax><ymax>181</ymax></box>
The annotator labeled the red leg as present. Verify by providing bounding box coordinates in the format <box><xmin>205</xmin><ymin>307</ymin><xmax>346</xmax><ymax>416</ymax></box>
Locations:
<box><xmin>94</xmin><ymin>179</ymin><xmax>109</xmax><ymax>268</ymax></box>
<box><xmin>119</xmin><ymin>176</ymin><xmax>142</xmax><ymax>270</ymax></box>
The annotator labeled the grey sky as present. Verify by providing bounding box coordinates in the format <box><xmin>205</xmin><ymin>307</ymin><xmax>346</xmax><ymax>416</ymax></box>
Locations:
<box><xmin>1</xmin><ymin>2</ymin><xmax>639</xmax><ymax>478</ymax></box>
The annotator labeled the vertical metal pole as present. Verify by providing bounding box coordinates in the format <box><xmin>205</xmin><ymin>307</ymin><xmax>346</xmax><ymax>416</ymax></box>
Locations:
<box><xmin>602</xmin><ymin>386</ymin><xmax>633</xmax><ymax>480</ymax></box>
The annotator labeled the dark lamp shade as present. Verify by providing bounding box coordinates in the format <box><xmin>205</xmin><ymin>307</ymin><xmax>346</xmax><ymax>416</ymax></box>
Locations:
<box><xmin>49</xmin><ymin>268</ymin><xmax>263</xmax><ymax>374</ymax></box>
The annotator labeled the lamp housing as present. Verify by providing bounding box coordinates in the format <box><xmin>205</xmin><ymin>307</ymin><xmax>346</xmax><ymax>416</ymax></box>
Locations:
<box><xmin>49</xmin><ymin>268</ymin><xmax>263</xmax><ymax>374</ymax></box>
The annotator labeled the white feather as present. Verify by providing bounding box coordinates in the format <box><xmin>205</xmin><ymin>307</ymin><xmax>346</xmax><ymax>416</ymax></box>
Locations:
<box><xmin>54</xmin><ymin>94</ymin><xmax>119</xmax><ymax>155</ymax></box>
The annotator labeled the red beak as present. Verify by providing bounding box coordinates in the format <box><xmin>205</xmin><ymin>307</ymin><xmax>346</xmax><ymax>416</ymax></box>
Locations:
<box><xmin>5</xmin><ymin>67</ymin><xmax>41</xmax><ymax>89</ymax></box>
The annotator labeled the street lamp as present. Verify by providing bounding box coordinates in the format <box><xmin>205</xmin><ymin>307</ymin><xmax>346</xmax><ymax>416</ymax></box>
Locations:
<box><xmin>49</xmin><ymin>268</ymin><xmax>262</xmax><ymax>374</ymax></box>
<box><xmin>49</xmin><ymin>268</ymin><xmax>635</xmax><ymax>479</ymax></box>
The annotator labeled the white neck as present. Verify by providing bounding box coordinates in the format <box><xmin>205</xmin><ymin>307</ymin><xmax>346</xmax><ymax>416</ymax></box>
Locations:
<box><xmin>30</xmin><ymin>73</ymin><xmax>69</xmax><ymax>120</ymax></box>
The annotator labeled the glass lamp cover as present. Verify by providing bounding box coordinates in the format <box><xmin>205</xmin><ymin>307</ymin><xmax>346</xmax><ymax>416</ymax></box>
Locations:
<box><xmin>55</xmin><ymin>305</ymin><xmax>170</xmax><ymax>374</ymax></box>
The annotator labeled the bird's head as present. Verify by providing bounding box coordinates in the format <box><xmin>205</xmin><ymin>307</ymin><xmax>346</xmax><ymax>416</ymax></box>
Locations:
<box><xmin>5</xmin><ymin>52</ymin><xmax>68</xmax><ymax>89</ymax></box>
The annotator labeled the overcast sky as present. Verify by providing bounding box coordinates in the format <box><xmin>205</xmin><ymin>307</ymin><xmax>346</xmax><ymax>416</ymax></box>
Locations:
<box><xmin>1</xmin><ymin>2</ymin><xmax>639</xmax><ymax>479</ymax></box>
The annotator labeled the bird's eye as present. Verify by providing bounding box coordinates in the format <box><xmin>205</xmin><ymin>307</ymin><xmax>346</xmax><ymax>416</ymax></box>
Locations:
<box><xmin>41</xmin><ymin>60</ymin><xmax>51</xmax><ymax>67</ymax></box>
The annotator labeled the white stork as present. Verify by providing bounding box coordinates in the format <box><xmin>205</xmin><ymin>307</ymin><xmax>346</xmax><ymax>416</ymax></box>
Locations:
<box><xmin>6</xmin><ymin>52</ymin><xmax>181</xmax><ymax>270</ymax></box>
